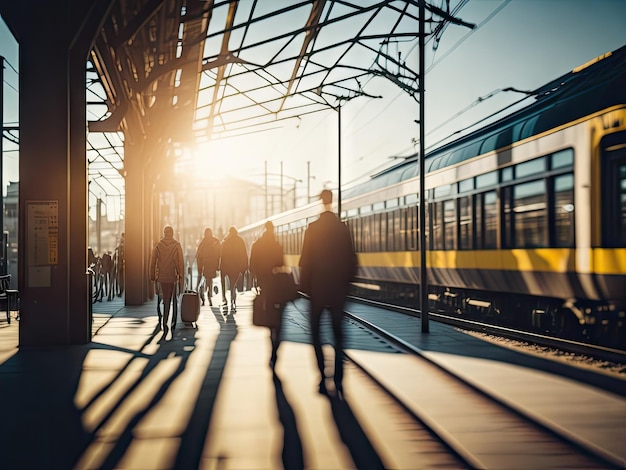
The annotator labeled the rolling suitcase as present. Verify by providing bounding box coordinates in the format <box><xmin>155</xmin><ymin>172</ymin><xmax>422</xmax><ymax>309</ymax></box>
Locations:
<box><xmin>180</xmin><ymin>272</ymin><xmax>200</xmax><ymax>325</ymax></box>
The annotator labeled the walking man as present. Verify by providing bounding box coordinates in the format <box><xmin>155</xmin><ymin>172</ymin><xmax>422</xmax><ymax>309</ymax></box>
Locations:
<box><xmin>299</xmin><ymin>190</ymin><xmax>357</xmax><ymax>398</ymax></box>
<box><xmin>219</xmin><ymin>226</ymin><xmax>248</xmax><ymax>313</ymax></box>
<box><xmin>249</xmin><ymin>221</ymin><xmax>285</xmax><ymax>369</ymax></box>
<box><xmin>150</xmin><ymin>225</ymin><xmax>185</xmax><ymax>334</ymax></box>
<box><xmin>196</xmin><ymin>227</ymin><xmax>221</xmax><ymax>306</ymax></box>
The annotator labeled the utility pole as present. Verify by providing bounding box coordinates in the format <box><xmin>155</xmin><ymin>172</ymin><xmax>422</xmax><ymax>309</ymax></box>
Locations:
<box><xmin>280</xmin><ymin>161</ymin><xmax>284</xmax><ymax>212</ymax></box>
<box><xmin>337</xmin><ymin>103</ymin><xmax>342</xmax><ymax>217</ymax></box>
<box><xmin>264</xmin><ymin>160</ymin><xmax>268</xmax><ymax>218</ymax></box>
<box><xmin>307</xmin><ymin>160</ymin><xmax>311</xmax><ymax>203</ymax></box>
<box><xmin>418</xmin><ymin>1</ymin><xmax>429</xmax><ymax>333</ymax></box>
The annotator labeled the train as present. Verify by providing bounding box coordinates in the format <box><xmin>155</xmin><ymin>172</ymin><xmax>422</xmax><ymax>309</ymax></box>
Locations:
<box><xmin>239</xmin><ymin>45</ymin><xmax>626</xmax><ymax>349</ymax></box>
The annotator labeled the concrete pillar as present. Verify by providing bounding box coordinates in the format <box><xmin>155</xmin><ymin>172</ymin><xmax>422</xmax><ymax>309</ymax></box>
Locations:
<box><xmin>0</xmin><ymin>0</ymin><xmax>108</xmax><ymax>345</ymax></box>
<box><xmin>123</xmin><ymin>141</ymin><xmax>146</xmax><ymax>305</ymax></box>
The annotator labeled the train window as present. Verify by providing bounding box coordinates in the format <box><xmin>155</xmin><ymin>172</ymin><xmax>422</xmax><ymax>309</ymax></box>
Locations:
<box><xmin>347</xmin><ymin>208</ymin><xmax>358</xmax><ymax>217</ymax></box>
<box><xmin>495</xmin><ymin>126</ymin><xmax>513</xmax><ymax>150</ymax></box>
<box><xmin>427</xmin><ymin>155</ymin><xmax>444</xmax><ymax>172</ymax></box>
<box><xmin>477</xmin><ymin>191</ymin><xmax>498</xmax><ymax>249</ymax></box>
<box><xmin>394</xmin><ymin>209</ymin><xmax>404</xmax><ymax>251</ymax></box>
<box><xmin>501</xmin><ymin>166</ymin><xmax>513</xmax><ymax>182</ymax></box>
<box><xmin>443</xmin><ymin>200</ymin><xmax>456</xmax><ymax>250</ymax></box>
<box><xmin>405</xmin><ymin>193</ymin><xmax>418</xmax><ymax>205</ymax></box>
<box><xmin>373</xmin><ymin>201</ymin><xmax>385</xmax><ymax>212</ymax></box>
<box><xmin>347</xmin><ymin>219</ymin><xmax>357</xmax><ymax>252</ymax></box>
<box><xmin>381</xmin><ymin>213</ymin><xmax>388</xmax><ymax>251</ymax></box>
<box><xmin>476</xmin><ymin>171</ymin><xmax>498</xmax><ymax>189</ymax></box>
<box><xmin>387</xmin><ymin>198</ymin><xmax>399</xmax><ymax>209</ymax></box>
<box><xmin>397</xmin><ymin>209</ymin><xmax>406</xmax><ymax>251</ymax></box>
<box><xmin>512</xmin><ymin>180</ymin><xmax>548</xmax><ymax>247</ymax></box>
<box><xmin>459</xmin><ymin>196</ymin><xmax>473</xmax><ymax>250</ymax></box>
<box><xmin>553</xmin><ymin>173</ymin><xmax>575</xmax><ymax>247</ymax></box>
<box><xmin>370</xmin><ymin>215</ymin><xmax>380</xmax><ymax>251</ymax></box>
<box><xmin>459</xmin><ymin>178</ymin><xmax>474</xmax><ymax>193</ymax></box>
<box><xmin>386</xmin><ymin>212</ymin><xmax>394</xmax><ymax>251</ymax></box>
<box><xmin>430</xmin><ymin>202</ymin><xmax>444</xmax><ymax>250</ymax></box>
<box><xmin>434</xmin><ymin>185</ymin><xmax>451</xmax><ymax>198</ymax></box>
<box><xmin>351</xmin><ymin>218</ymin><xmax>363</xmax><ymax>251</ymax></box>
<box><xmin>480</xmin><ymin>133</ymin><xmax>499</xmax><ymax>155</ymax></box>
<box><xmin>360</xmin><ymin>205</ymin><xmax>372</xmax><ymax>215</ymax></box>
<box><xmin>601</xmin><ymin>137</ymin><xmax>626</xmax><ymax>247</ymax></box>
<box><xmin>511</xmin><ymin>121</ymin><xmax>525</xmax><ymax>143</ymax></box>
<box><xmin>551</xmin><ymin>149</ymin><xmax>574</xmax><ymax>169</ymax></box>
<box><xmin>362</xmin><ymin>215</ymin><xmax>372</xmax><ymax>252</ymax></box>
<box><xmin>406</xmin><ymin>206</ymin><xmax>418</xmax><ymax>250</ymax></box>
<box><xmin>448</xmin><ymin>140</ymin><xmax>482</xmax><ymax>164</ymax></box>
<box><xmin>519</xmin><ymin>114</ymin><xmax>540</xmax><ymax>140</ymax></box>
<box><xmin>516</xmin><ymin>157</ymin><xmax>546</xmax><ymax>178</ymax></box>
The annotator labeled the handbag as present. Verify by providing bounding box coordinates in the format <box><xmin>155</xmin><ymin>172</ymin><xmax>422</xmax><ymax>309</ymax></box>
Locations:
<box><xmin>271</xmin><ymin>270</ymin><xmax>299</xmax><ymax>304</ymax></box>
<box><xmin>252</xmin><ymin>291</ymin><xmax>281</xmax><ymax>328</ymax></box>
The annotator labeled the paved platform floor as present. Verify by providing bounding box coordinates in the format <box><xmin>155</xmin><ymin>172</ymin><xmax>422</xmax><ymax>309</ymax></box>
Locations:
<box><xmin>0</xmin><ymin>292</ymin><xmax>624</xmax><ymax>469</ymax></box>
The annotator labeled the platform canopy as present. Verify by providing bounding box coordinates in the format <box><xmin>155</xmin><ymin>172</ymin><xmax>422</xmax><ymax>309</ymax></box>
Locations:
<box><xmin>86</xmin><ymin>0</ymin><xmax>472</xmax><ymax>189</ymax></box>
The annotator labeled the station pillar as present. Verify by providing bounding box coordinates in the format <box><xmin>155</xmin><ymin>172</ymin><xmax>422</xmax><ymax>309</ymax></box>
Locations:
<box><xmin>0</xmin><ymin>0</ymin><xmax>109</xmax><ymax>345</ymax></box>
<box><xmin>123</xmin><ymin>141</ymin><xmax>148</xmax><ymax>305</ymax></box>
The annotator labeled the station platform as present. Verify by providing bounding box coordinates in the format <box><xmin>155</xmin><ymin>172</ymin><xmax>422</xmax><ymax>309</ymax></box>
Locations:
<box><xmin>0</xmin><ymin>292</ymin><xmax>623</xmax><ymax>469</ymax></box>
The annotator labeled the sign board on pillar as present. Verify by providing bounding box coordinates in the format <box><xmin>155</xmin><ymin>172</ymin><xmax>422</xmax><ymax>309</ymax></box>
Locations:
<box><xmin>27</xmin><ymin>200</ymin><xmax>59</xmax><ymax>287</ymax></box>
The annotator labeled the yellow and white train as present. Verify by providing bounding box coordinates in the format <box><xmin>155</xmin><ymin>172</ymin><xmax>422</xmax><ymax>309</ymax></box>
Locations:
<box><xmin>241</xmin><ymin>46</ymin><xmax>626</xmax><ymax>349</ymax></box>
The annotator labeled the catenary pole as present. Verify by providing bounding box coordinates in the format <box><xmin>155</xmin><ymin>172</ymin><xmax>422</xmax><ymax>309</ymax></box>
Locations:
<box><xmin>419</xmin><ymin>1</ymin><xmax>429</xmax><ymax>332</ymax></box>
<box><xmin>337</xmin><ymin>103</ymin><xmax>342</xmax><ymax>217</ymax></box>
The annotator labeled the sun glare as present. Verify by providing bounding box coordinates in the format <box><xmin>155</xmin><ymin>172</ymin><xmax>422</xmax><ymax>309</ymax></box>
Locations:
<box><xmin>182</xmin><ymin>140</ymin><xmax>255</xmax><ymax>186</ymax></box>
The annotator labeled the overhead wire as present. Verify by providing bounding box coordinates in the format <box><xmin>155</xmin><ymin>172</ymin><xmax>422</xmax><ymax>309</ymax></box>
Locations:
<box><xmin>345</xmin><ymin>0</ymin><xmax>514</xmax><ymax>182</ymax></box>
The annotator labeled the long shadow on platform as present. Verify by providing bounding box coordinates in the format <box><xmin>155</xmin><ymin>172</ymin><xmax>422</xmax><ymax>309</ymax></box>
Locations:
<box><xmin>0</xmin><ymin>302</ymin><xmax>239</xmax><ymax>469</ymax></box>
<box><xmin>272</xmin><ymin>371</ymin><xmax>305</xmax><ymax>469</ymax></box>
<box><xmin>172</xmin><ymin>306</ymin><xmax>238</xmax><ymax>469</ymax></box>
<box><xmin>327</xmin><ymin>394</ymin><xmax>385</xmax><ymax>470</ymax></box>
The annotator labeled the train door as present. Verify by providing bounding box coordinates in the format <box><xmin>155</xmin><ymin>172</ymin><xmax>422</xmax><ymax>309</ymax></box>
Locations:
<box><xmin>601</xmin><ymin>132</ymin><xmax>626</xmax><ymax>247</ymax></box>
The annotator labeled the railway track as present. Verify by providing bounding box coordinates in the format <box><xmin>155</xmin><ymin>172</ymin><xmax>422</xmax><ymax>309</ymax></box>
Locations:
<box><xmin>340</xmin><ymin>306</ymin><xmax>624</xmax><ymax>469</ymax></box>
<box><xmin>348</xmin><ymin>296</ymin><xmax>626</xmax><ymax>366</ymax></box>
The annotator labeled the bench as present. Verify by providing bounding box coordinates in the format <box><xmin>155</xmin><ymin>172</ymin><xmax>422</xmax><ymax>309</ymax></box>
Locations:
<box><xmin>0</xmin><ymin>274</ymin><xmax>19</xmax><ymax>324</ymax></box>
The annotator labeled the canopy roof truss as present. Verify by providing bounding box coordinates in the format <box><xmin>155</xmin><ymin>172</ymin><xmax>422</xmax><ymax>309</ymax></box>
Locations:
<box><xmin>86</xmin><ymin>0</ymin><xmax>473</xmax><ymax>202</ymax></box>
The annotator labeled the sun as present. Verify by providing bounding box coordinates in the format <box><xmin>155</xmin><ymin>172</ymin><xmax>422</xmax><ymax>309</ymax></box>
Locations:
<box><xmin>184</xmin><ymin>139</ymin><xmax>267</xmax><ymax>186</ymax></box>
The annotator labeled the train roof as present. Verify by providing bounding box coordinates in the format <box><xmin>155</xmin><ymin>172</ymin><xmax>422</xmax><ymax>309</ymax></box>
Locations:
<box><xmin>344</xmin><ymin>44</ymin><xmax>626</xmax><ymax>198</ymax></box>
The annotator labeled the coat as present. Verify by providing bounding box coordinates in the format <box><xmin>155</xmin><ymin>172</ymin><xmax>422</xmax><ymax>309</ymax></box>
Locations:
<box><xmin>249</xmin><ymin>231</ymin><xmax>284</xmax><ymax>289</ymax></box>
<box><xmin>149</xmin><ymin>237</ymin><xmax>185</xmax><ymax>287</ymax></box>
<box><xmin>219</xmin><ymin>233</ymin><xmax>248</xmax><ymax>277</ymax></box>
<box><xmin>196</xmin><ymin>235</ymin><xmax>221</xmax><ymax>278</ymax></box>
<box><xmin>299</xmin><ymin>211</ymin><xmax>357</xmax><ymax>306</ymax></box>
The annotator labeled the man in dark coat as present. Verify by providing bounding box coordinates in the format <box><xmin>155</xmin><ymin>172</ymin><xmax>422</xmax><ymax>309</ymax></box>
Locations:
<box><xmin>249</xmin><ymin>221</ymin><xmax>285</xmax><ymax>368</ymax></box>
<box><xmin>149</xmin><ymin>225</ymin><xmax>185</xmax><ymax>334</ymax></box>
<box><xmin>299</xmin><ymin>189</ymin><xmax>357</xmax><ymax>398</ymax></box>
<box><xmin>196</xmin><ymin>227</ymin><xmax>221</xmax><ymax>306</ymax></box>
<box><xmin>219</xmin><ymin>226</ymin><xmax>248</xmax><ymax>313</ymax></box>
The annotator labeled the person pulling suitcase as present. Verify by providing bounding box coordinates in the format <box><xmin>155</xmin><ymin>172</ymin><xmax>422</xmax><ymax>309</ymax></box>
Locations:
<box><xmin>149</xmin><ymin>225</ymin><xmax>185</xmax><ymax>335</ymax></box>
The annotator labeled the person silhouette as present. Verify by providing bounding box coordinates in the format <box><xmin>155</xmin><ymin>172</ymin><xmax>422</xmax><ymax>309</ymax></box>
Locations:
<box><xmin>299</xmin><ymin>190</ymin><xmax>357</xmax><ymax>398</ymax></box>
<box><xmin>249</xmin><ymin>221</ymin><xmax>285</xmax><ymax>369</ymax></box>
<box><xmin>195</xmin><ymin>227</ymin><xmax>221</xmax><ymax>306</ymax></box>
<box><xmin>219</xmin><ymin>226</ymin><xmax>248</xmax><ymax>313</ymax></box>
<box><xmin>149</xmin><ymin>225</ymin><xmax>185</xmax><ymax>335</ymax></box>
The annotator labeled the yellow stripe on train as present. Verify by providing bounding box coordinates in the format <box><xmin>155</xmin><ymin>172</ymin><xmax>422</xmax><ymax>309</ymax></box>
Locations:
<box><xmin>347</xmin><ymin>248</ymin><xmax>626</xmax><ymax>275</ymax></box>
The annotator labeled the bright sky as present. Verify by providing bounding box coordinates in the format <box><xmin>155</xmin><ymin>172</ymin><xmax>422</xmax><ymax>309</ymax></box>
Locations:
<box><xmin>2</xmin><ymin>0</ymin><xmax>626</xmax><ymax>201</ymax></box>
